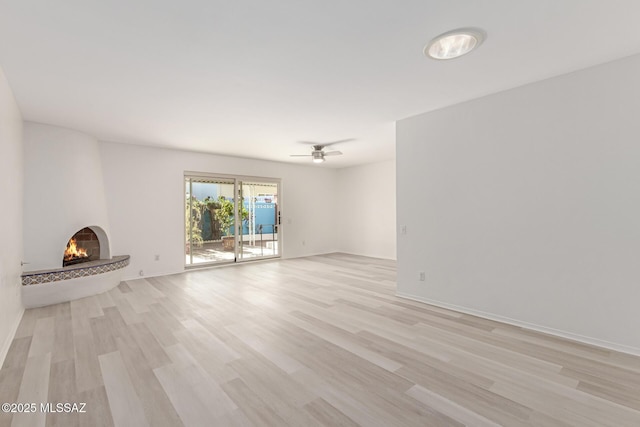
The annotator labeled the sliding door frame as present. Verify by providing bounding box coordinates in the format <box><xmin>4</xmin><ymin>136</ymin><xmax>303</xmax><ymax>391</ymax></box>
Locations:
<box><xmin>184</xmin><ymin>171</ymin><xmax>281</xmax><ymax>269</ymax></box>
<box><xmin>236</xmin><ymin>176</ymin><xmax>281</xmax><ymax>263</ymax></box>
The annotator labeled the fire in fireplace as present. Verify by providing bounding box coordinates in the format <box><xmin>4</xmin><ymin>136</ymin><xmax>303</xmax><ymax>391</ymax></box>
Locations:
<box><xmin>62</xmin><ymin>227</ymin><xmax>100</xmax><ymax>267</ymax></box>
<box><xmin>63</xmin><ymin>238</ymin><xmax>89</xmax><ymax>266</ymax></box>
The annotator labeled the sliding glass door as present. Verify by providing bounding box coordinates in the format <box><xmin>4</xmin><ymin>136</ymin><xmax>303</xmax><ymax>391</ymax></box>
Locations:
<box><xmin>185</xmin><ymin>176</ymin><xmax>236</xmax><ymax>266</ymax></box>
<box><xmin>238</xmin><ymin>180</ymin><xmax>279</xmax><ymax>261</ymax></box>
<box><xmin>185</xmin><ymin>174</ymin><xmax>280</xmax><ymax>267</ymax></box>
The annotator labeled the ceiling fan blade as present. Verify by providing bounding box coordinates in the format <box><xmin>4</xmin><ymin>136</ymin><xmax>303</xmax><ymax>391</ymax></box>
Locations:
<box><xmin>323</xmin><ymin>139</ymin><xmax>355</xmax><ymax>147</ymax></box>
<box><xmin>290</xmin><ymin>154</ymin><xmax>312</xmax><ymax>157</ymax></box>
<box><xmin>324</xmin><ymin>151</ymin><xmax>342</xmax><ymax>156</ymax></box>
<box><xmin>296</xmin><ymin>138</ymin><xmax>355</xmax><ymax>147</ymax></box>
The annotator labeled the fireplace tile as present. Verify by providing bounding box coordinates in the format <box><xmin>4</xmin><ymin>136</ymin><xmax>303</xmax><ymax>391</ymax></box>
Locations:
<box><xmin>22</xmin><ymin>256</ymin><xmax>130</xmax><ymax>286</ymax></box>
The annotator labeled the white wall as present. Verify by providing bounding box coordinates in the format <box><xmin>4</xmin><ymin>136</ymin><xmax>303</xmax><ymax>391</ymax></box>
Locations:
<box><xmin>336</xmin><ymin>160</ymin><xmax>396</xmax><ymax>259</ymax></box>
<box><xmin>23</xmin><ymin>123</ymin><xmax>111</xmax><ymax>271</ymax></box>
<box><xmin>0</xmin><ymin>67</ymin><xmax>24</xmax><ymax>367</ymax></box>
<box><xmin>397</xmin><ymin>54</ymin><xmax>640</xmax><ymax>354</ymax></box>
<box><xmin>99</xmin><ymin>141</ymin><xmax>339</xmax><ymax>279</ymax></box>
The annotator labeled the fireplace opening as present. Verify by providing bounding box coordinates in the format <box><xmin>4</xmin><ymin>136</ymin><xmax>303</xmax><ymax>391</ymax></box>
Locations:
<box><xmin>63</xmin><ymin>227</ymin><xmax>100</xmax><ymax>267</ymax></box>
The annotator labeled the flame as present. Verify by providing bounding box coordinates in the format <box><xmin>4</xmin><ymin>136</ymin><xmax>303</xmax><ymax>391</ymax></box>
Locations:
<box><xmin>64</xmin><ymin>238</ymin><xmax>88</xmax><ymax>261</ymax></box>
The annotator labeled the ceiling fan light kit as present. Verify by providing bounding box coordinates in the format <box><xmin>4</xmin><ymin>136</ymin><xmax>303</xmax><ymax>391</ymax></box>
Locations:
<box><xmin>290</xmin><ymin>140</ymin><xmax>351</xmax><ymax>164</ymax></box>
<box><xmin>312</xmin><ymin>152</ymin><xmax>325</xmax><ymax>163</ymax></box>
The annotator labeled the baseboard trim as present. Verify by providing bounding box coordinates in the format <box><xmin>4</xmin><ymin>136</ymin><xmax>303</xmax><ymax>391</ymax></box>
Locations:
<box><xmin>396</xmin><ymin>291</ymin><xmax>640</xmax><ymax>357</ymax></box>
<box><xmin>121</xmin><ymin>251</ymin><xmax>352</xmax><ymax>281</ymax></box>
<box><xmin>285</xmin><ymin>251</ymin><xmax>340</xmax><ymax>260</ymax></box>
<box><xmin>336</xmin><ymin>251</ymin><xmax>397</xmax><ymax>261</ymax></box>
<box><xmin>0</xmin><ymin>307</ymin><xmax>25</xmax><ymax>369</ymax></box>
<box><xmin>123</xmin><ymin>256</ymin><xmax>289</xmax><ymax>281</ymax></box>
<box><xmin>122</xmin><ymin>270</ymin><xmax>181</xmax><ymax>281</ymax></box>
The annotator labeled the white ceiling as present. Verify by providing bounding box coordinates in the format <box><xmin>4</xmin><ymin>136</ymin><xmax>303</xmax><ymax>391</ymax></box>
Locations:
<box><xmin>2</xmin><ymin>1</ymin><xmax>640</xmax><ymax>168</ymax></box>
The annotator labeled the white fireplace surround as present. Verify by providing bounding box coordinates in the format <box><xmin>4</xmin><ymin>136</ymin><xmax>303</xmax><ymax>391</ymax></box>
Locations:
<box><xmin>22</xmin><ymin>123</ymin><xmax>128</xmax><ymax>306</ymax></box>
<box><xmin>23</xmin><ymin>122</ymin><xmax>112</xmax><ymax>271</ymax></box>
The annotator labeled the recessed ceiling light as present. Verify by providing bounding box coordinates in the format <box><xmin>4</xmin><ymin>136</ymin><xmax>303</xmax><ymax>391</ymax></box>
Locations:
<box><xmin>424</xmin><ymin>28</ymin><xmax>486</xmax><ymax>60</ymax></box>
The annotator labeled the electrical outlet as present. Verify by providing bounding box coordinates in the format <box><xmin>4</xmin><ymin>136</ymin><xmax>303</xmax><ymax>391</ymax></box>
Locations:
<box><xmin>400</xmin><ymin>225</ymin><xmax>407</xmax><ymax>235</ymax></box>
<box><xmin>154</xmin><ymin>254</ymin><xmax>160</xmax><ymax>261</ymax></box>
<box><xmin>419</xmin><ymin>272</ymin><xmax>426</xmax><ymax>281</ymax></box>
<box><xmin>302</xmin><ymin>240</ymin><xmax>306</xmax><ymax>246</ymax></box>
<box><xmin>139</xmin><ymin>270</ymin><xmax>144</xmax><ymax>276</ymax></box>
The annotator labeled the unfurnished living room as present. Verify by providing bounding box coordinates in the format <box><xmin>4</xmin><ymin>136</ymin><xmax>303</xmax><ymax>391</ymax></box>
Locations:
<box><xmin>1</xmin><ymin>1</ymin><xmax>640</xmax><ymax>426</ymax></box>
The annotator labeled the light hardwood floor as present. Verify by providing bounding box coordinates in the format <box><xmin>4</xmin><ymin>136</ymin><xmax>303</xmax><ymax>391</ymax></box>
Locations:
<box><xmin>1</xmin><ymin>253</ymin><xmax>640</xmax><ymax>426</ymax></box>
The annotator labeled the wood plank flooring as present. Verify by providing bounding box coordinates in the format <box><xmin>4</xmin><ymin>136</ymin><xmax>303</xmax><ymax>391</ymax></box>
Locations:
<box><xmin>2</xmin><ymin>253</ymin><xmax>640</xmax><ymax>426</ymax></box>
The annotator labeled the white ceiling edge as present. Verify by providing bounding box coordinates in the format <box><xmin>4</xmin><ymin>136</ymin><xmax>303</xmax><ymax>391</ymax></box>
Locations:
<box><xmin>3</xmin><ymin>1</ymin><xmax>640</xmax><ymax>167</ymax></box>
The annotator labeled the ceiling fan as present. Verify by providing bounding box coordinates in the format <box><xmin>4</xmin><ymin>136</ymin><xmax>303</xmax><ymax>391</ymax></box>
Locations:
<box><xmin>290</xmin><ymin>139</ymin><xmax>353</xmax><ymax>163</ymax></box>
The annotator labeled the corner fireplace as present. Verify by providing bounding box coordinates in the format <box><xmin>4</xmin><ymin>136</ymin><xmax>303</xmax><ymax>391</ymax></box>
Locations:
<box><xmin>22</xmin><ymin>223</ymin><xmax>129</xmax><ymax>308</ymax></box>
<box><xmin>62</xmin><ymin>227</ymin><xmax>101</xmax><ymax>267</ymax></box>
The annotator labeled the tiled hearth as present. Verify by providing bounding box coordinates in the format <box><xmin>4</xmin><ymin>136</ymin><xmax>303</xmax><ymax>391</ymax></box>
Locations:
<box><xmin>22</xmin><ymin>255</ymin><xmax>130</xmax><ymax>285</ymax></box>
<box><xmin>21</xmin><ymin>255</ymin><xmax>130</xmax><ymax>308</ymax></box>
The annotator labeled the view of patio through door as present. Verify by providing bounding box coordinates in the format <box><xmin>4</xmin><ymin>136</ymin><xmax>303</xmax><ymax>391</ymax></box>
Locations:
<box><xmin>185</xmin><ymin>174</ymin><xmax>280</xmax><ymax>266</ymax></box>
